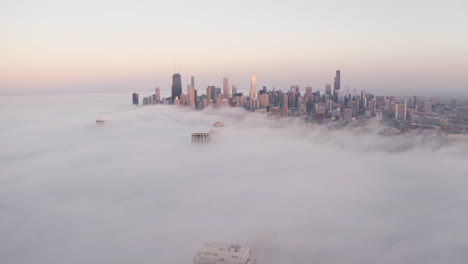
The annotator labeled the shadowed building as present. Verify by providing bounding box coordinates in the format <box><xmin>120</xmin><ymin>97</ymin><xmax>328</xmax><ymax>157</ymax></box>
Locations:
<box><xmin>132</xmin><ymin>93</ymin><xmax>139</xmax><ymax>105</ymax></box>
<box><xmin>223</xmin><ymin>77</ymin><xmax>230</xmax><ymax>98</ymax></box>
<box><xmin>334</xmin><ymin>70</ymin><xmax>341</xmax><ymax>91</ymax></box>
<box><xmin>171</xmin><ymin>73</ymin><xmax>182</xmax><ymax>102</ymax></box>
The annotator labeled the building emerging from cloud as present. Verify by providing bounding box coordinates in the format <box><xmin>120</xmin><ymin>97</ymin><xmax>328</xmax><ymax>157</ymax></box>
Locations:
<box><xmin>193</xmin><ymin>243</ymin><xmax>256</xmax><ymax>264</ymax></box>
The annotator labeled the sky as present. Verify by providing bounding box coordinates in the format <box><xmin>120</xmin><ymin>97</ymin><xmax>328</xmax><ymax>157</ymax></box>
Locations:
<box><xmin>2</xmin><ymin>0</ymin><xmax>468</xmax><ymax>95</ymax></box>
<box><xmin>1</xmin><ymin>93</ymin><xmax>468</xmax><ymax>263</ymax></box>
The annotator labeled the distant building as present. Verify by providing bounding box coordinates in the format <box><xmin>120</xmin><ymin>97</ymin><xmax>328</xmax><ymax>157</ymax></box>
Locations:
<box><xmin>249</xmin><ymin>75</ymin><xmax>257</xmax><ymax>110</ymax></box>
<box><xmin>173</xmin><ymin>96</ymin><xmax>180</xmax><ymax>105</ymax></box>
<box><xmin>305</xmin><ymin>87</ymin><xmax>313</xmax><ymax>101</ymax></box>
<box><xmin>206</xmin><ymin>86</ymin><xmax>213</xmax><ymax>106</ymax></box>
<box><xmin>250</xmin><ymin>75</ymin><xmax>257</xmax><ymax>100</ymax></box>
<box><xmin>343</xmin><ymin>108</ymin><xmax>352</xmax><ymax>121</ymax></box>
<box><xmin>406</xmin><ymin>108</ymin><xmax>415</xmax><ymax>120</ymax></box>
<box><xmin>395</xmin><ymin>103</ymin><xmax>407</xmax><ymax>120</ymax></box>
<box><xmin>334</xmin><ymin>70</ymin><xmax>341</xmax><ymax>92</ymax></box>
<box><xmin>155</xmin><ymin>87</ymin><xmax>161</xmax><ymax>103</ymax></box>
<box><xmin>171</xmin><ymin>73</ymin><xmax>182</xmax><ymax>102</ymax></box>
<box><xmin>193</xmin><ymin>243</ymin><xmax>256</xmax><ymax>264</ymax></box>
<box><xmin>369</xmin><ymin>98</ymin><xmax>377</xmax><ymax>116</ymax></box>
<box><xmin>376</xmin><ymin>109</ymin><xmax>383</xmax><ymax>119</ymax></box>
<box><xmin>223</xmin><ymin>77</ymin><xmax>230</xmax><ymax>98</ymax></box>
<box><xmin>187</xmin><ymin>85</ymin><xmax>196</xmax><ymax>108</ymax></box>
<box><xmin>424</xmin><ymin>101</ymin><xmax>432</xmax><ymax>114</ymax></box>
<box><xmin>132</xmin><ymin>93</ymin><xmax>139</xmax><ymax>105</ymax></box>
<box><xmin>191</xmin><ymin>133</ymin><xmax>211</xmax><ymax>143</ymax></box>
<box><xmin>232</xmin><ymin>85</ymin><xmax>237</xmax><ymax>96</ymax></box>
<box><xmin>325</xmin><ymin>84</ymin><xmax>332</xmax><ymax>96</ymax></box>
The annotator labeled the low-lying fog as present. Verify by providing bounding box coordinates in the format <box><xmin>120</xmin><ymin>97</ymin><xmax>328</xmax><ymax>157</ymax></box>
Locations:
<box><xmin>1</xmin><ymin>93</ymin><xmax>467</xmax><ymax>264</ymax></box>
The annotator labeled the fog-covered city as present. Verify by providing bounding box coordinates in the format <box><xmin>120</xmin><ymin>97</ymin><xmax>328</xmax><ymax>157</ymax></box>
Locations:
<box><xmin>1</xmin><ymin>93</ymin><xmax>467</xmax><ymax>264</ymax></box>
<box><xmin>3</xmin><ymin>0</ymin><xmax>468</xmax><ymax>263</ymax></box>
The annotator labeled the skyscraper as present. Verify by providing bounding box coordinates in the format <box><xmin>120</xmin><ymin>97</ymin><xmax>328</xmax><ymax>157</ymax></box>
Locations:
<box><xmin>250</xmin><ymin>74</ymin><xmax>257</xmax><ymax>99</ymax></box>
<box><xmin>249</xmin><ymin>75</ymin><xmax>257</xmax><ymax>111</ymax></box>
<box><xmin>187</xmin><ymin>85</ymin><xmax>196</xmax><ymax>108</ymax></box>
<box><xmin>155</xmin><ymin>87</ymin><xmax>160</xmax><ymax>102</ymax></box>
<box><xmin>171</xmin><ymin>73</ymin><xmax>182</xmax><ymax>102</ymax></box>
<box><xmin>191</xmin><ymin>76</ymin><xmax>195</xmax><ymax>88</ymax></box>
<box><xmin>132</xmin><ymin>93</ymin><xmax>139</xmax><ymax>105</ymax></box>
<box><xmin>206</xmin><ymin>86</ymin><xmax>213</xmax><ymax>105</ymax></box>
<box><xmin>325</xmin><ymin>84</ymin><xmax>332</xmax><ymax>96</ymax></box>
<box><xmin>424</xmin><ymin>101</ymin><xmax>432</xmax><ymax>114</ymax></box>
<box><xmin>334</xmin><ymin>70</ymin><xmax>341</xmax><ymax>91</ymax></box>
<box><xmin>232</xmin><ymin>84</ymin><xmax>237</xmax><ymax>96</ymax></box>
<box><xmin>223</xmin><ymin>77</ymin><xmax>230</xmax><ymax>98</ymax></box>
<box><xmin>395</xmin><ymin>103</ymin><xmax>407</xmax><ymax>120</ymax></box>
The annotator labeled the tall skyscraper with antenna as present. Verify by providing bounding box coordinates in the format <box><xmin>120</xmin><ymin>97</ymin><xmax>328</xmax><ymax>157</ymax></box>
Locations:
<box><xmin>171</xmin><ymin>73</ymin><xmax>182</xmax><ymax>102</ymax></box>
<box><xmin>334</xmin><ymin>70</ymin><xmax>341</xmax><ymax>91</ymax></box>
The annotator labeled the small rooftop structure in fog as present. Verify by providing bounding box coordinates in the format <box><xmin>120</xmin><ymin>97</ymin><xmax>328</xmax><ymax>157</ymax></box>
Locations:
<box><xmin>191</xmin><ymin>132</ymin><xmax>211</xmax><ymax>143</ymax></box>
<box><xmin>213</xmin><ymin>121</ymin><xmax>224</xmax><ymax>127</ymax></box>
<box><xmin>96</xmin><ymin>118</ymin><xmax>105</xmax><ymax>124</ymax></box>
<box><xmin>193</xmin><ymin>243</ymin><xmax>256</xmax><ymax>264</ymax></box>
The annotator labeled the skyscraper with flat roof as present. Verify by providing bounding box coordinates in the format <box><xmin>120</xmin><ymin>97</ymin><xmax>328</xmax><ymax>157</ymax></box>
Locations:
<box><xmin>187</xmin><ymin>85</ymin><xmax>196</xmax><ymax>108</ymax></box>
<box><xmin>395</xmin><ymin>103</ymin><xmax>407</xmax><ymax>120</ymax></box>
<box><xmin>250</xmin><ymin>75</ymin><xmax>257</xmax><ymax>99</ymax></box>
<box><xmin>223</xmin><ymin>77</ymin><xmax>230</xmax><ymax>98</ymax></box>
<box><xmin>171</xmin><ymin>73</ymin><xmax>182</xmax><ymax>102</ymax></box>
<box><xmin>424</xmin><ymin>101</ymin><xmax>432</xmax><ymax>114</ymax></box>
<box><xmin>132</xmin><ymin>93</ymin><xmax>139</xmax><ymax>105</ymax></box>
<box><xmin>155</xmin><ymin>87</ymin><xmax>160</xmax><ymax>103</ymax></box>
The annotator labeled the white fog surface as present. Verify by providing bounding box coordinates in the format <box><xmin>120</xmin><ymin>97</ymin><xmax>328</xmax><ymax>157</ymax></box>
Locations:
<box><xmin>1</xmin><ymin>93</ymin><xmax>468</xmax><ymax>264</ymax></box>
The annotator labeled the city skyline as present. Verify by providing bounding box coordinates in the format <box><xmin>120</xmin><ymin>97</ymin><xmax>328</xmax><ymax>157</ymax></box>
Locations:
<box><xmin>133</xmin><ymin>69</ymin><xmax>468</xmax><ymax>137</ymax></box>
<box><xmin>2</xmin><ymin>0</ymin><xmax>467</xmax><ymax>95</ymax></box>
<box><xmin>2</xmin><ymin>1</ymin><xmax>468</xmax><ymax>263</ymax></box>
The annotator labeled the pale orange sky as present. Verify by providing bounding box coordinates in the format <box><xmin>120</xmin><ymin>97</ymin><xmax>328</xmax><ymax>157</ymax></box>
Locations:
<box><xmin>2</xmin><ymin>0</ymin><xmax>467</xmax><ymax>95</ymax></box>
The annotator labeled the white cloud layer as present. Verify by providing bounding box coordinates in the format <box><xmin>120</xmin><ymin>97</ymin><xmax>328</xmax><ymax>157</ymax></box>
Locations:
<box><xmin>1</xmin><ymin>93</ymin><xmax>468</xmax><ymax>264</ymax></box>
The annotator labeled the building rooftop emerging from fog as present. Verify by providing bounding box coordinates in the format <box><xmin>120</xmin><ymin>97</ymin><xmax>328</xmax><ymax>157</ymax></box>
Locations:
<box><xmin>213</xmin><ymin>121</ymin><xmax>224</xmax><ymax>127</ymax></box>
<box><xmin>193</xmin><ymin>243</ymin><xmax>256</xmax><ymax>264</ymax></box>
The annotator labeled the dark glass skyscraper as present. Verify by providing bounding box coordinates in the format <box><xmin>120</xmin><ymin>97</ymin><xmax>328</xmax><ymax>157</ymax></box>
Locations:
<box><xmin>132</xmin><ymin>93</ymin><xmax>139</xmax><ymax>105</ymax></box>
<box><xmin>334</xmin><ymin>70</ymin><xmax>341</xmax><ymax>91</ymax></box>
<box><xmin>171</xmin><ymin>73</ymin><xmax>182</xmax><ymax>101</ymax></box>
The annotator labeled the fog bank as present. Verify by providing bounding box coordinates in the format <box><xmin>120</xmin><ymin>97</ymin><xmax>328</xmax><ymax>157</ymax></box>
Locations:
<box><xmin>1</xmin><ymin>93</ymin><xmax>467</xmax><ymax>264</ymax></box>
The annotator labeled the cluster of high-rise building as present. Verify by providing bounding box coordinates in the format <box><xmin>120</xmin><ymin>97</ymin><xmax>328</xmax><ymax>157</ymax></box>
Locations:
<box><xmin>132</xmin><ymin>70</ymin><xmax>440</xmax><ymax>124</ymax></box>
